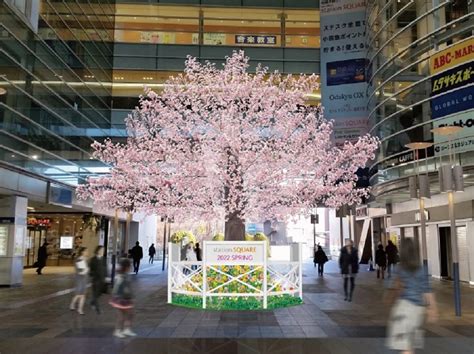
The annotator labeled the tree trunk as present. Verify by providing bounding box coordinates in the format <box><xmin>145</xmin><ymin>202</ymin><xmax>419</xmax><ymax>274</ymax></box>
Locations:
<box><xmin>225</xmin><ymin>213</ymin><xmax>245</xmax><ymax>240</ymax></box>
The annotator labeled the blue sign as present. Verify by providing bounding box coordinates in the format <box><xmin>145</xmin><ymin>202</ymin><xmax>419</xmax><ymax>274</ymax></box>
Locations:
<box><xmin>327</xmin><ymin>58</ymin><xmax>367</xmax><ymax>86</ymax></box>
<box><xmin>431</xmin><ymin>86</ymin><xmax>474</xmax><ymax>119</ymax></box>
<box><xmin>48</xmin><ymin>184</ymin><xmax>73</xmax><ymax>207</ymax></box>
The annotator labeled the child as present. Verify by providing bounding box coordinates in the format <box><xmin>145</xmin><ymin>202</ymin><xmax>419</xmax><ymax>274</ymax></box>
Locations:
<box><xmin>110</xmin><ymin>258</ymin><xmax>136</xmax><ymax>338</ymax></box>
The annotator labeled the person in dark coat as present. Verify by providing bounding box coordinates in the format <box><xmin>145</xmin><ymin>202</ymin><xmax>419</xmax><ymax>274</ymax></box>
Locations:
<box><xmin>89</xmin><ymin>245</ymin><xmax>107</xmax><ymax>314</ymax></box>
<box><xmin>194</xmin><ymin>243</ymin><xmax>202</xmax><ymax>262</ymax></box>
<box><xmin>385</xmin><ymin>240</ymin><xmax>399</xmax><ymax>278</ymax></box>
<box><xmin>130</xmin><ymin>241</ymin><xmax>143</xmax><ymax>274</ymax></box>
<box><xmin>36</xmin><ymin>242</ymin><xmax>48</xmax><ymax>275</ymax></box>
<box><xmin>148</xmin><ymin>244</ymin><xmax>156</xmax><ymax>264</ymax></box>
<box><xmin>314</xmin><ymin>245</ymin><xmax>329</xmax><ymax>276</ymax></box>
<box><xmin>375</xmin><ymin>244</ymin><xmax>387</xmax><ymax>279</ymax></box>
<box><xmin>339</xmin><ymin>238</ymin><xmax>359</xmax><ymax>302</ymax></box>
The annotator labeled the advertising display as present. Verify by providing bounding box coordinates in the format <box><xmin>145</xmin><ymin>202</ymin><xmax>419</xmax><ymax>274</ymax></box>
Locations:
<box><xmin>433</xmin><ymin>110</ymin><xmax>474</xmax><ymax>155</ymax></box>
<box><xmin>204</xmin><ymin>241</ymin><xmax>265</xmax><ymax>265</ymax></box>
<box><xmin>60</xmin><ymin>236</ymin><xmax>74</xmax><ymax>250</ymax></box>
<box><xmin>0</xmin><ymin>225</ymin><xmax>8</xmax><ymax>256</ymax></box>
<box><xmin>430</xmin><ymin>38</ymin><xmax>474</xmax><ymax>155</ymax></box>
<box><xmin>14</xmin><ymin>226</ymin><xmax>25</xmax><ymax>256</ymax></box>
<box><xmin>320</xmin><ymin>0</ymin><xmax>369</xmax><ymax>145</ymax></box>
<box><xmin>429</xmin><ymin>38</ymin><xmax>474</xmax><ymax>75</ymax></box>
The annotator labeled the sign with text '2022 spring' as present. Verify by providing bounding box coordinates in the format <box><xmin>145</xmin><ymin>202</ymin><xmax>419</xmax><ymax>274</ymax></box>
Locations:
<box><xmin>204</xmin><ymin>241</ymin><xmax>265</xmax><ymax>265</ymax></box>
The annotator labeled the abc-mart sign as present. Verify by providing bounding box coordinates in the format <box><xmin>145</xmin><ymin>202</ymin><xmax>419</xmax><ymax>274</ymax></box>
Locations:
<box><xmin>433</xmin><ymin>110</ymin><xmax>474</xmax><ymax>156</ymax></box>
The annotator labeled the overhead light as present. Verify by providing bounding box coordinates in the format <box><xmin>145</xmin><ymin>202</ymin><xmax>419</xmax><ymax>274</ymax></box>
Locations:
<box><xmin>31</xmin><ymin>155</ymin><xmax>38</xmax><ymax>159</ymax></box>
<box><xmin>0</xmin><ymin>88</ymin><xmax>7</xmax><ymax>95</ymax></box>
<box><xmin>27</xmin><ymin>206</ymin><xmax>35</xmax><ymax>210</ymax></box>
<box><xmin>10</xmin><ymin>154</ymin><xmax>15</xmax><ymax>158</ymax></box>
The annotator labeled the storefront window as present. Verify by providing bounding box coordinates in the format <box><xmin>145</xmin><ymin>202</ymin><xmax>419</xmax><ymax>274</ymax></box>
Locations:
<box><xmin>25</xmin><ymin>214</ymin><xmax>87</xmax><ymax>267</ymax></box>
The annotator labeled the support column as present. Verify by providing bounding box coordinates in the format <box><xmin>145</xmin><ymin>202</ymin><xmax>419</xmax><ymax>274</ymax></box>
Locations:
<box><xmin>0</xmin><ymin>196</ymin><xmax>27</xmax><ymax>286</ymax></box>
<box><xmin>448</xmin><ymin>192</ymin><xmax>461</xmax><ymax>316</ymax></box>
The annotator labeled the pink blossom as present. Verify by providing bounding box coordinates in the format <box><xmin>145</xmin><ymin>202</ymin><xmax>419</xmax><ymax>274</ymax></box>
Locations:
<box><xmin>78</xmin><ymin>51</ymin><xmax>378</xmax><ymax>222</ymax></box>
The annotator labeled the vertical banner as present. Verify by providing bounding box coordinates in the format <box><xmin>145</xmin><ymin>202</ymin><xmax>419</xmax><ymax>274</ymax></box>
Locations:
<box><xmin>320</xmin><ymin>0</ymin><xmax>368</xmax><ymax>146</ymax></box>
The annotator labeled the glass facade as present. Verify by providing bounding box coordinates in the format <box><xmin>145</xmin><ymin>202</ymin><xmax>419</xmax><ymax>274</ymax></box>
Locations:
<box><xmin>1</xmin><ymin>0</ymin><xmax>320</xmax><ymax>187</ymax></box>
<box><xmin>366</xmin><ymin>0</ymin><xmax>474</xmax><ymax>186</ymax></box>
<box><xmin>0</xmin><ymin>0</ymin><xmax>117</xmax><ymax>186</ymax></box>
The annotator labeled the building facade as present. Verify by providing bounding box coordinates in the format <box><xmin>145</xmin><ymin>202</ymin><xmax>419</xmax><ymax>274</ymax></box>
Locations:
<box><xmin>0</xmin><ymin>0</ymin><xmax>322</xmax><ymax>285</ymax></box>
<box><xmin>366</xmin><ymin>0</ymin><xmax>474</xmax><ymax>283</ymax></box>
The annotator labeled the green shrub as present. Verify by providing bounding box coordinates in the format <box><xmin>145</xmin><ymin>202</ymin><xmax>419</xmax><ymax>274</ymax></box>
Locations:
<box><xmin>170</xmin><ymin>230</ymin><xmax>196</xmax><ymax>245</ymax></box>
<box><xmin>244</xmin><ymin>233</ymin><xmax>254</xmax><ymax>241</ymax></box>
<box><xmin>212</xmin><ymin>233</ymin><xmax>224</xmax><ymax>241</ymax></box>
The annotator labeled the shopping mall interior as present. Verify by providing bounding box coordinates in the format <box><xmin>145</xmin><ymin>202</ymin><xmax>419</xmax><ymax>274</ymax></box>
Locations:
<box><xmin>0</xmin><ymin>0</ymin><xmax>473</xmax><ymax>353</ymax></box>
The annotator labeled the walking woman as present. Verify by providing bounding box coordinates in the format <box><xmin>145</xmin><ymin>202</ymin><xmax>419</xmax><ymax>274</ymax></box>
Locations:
<box><xmin>89</xmin><ymin>246</ymin><xmax>106</xmax><ymax>314</ymax></box>
<box><xmin>386</xmin><ymin>238</ymin><xmax>438</xmax><ymax>354</ymax></box>
<box><xmin>110</xmin><ymin>258</ymin><xmax>136</xmax><ymax>338</ymax></box>
<box><xmin>314</xmin><ymin>245</ymin><xmax>329</xmax><ymax>276</ymax></box>
<box><xmin>69</xmin><ymin>247</ymin><xmax>89</xmax><ymax>315</ymax></box>
<box><xmin>339</xmin><ymin>239</ymin><xmax>359</xmax><ymax>302</ymax></box>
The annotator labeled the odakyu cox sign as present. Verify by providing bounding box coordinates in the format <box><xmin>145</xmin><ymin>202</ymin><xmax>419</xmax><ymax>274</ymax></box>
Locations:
<box><xmin>167</xmin><ymin>241</ymin><xmax>303</xmax><ymax>310</ymax></box>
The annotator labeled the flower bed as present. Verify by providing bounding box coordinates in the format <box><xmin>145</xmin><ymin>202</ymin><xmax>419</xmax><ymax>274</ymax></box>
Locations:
<box><xmin>172</xmin><ymin>293</ymin><xmax>302</xmax><ymax>310</ymax></box>
<box><xmin>171</xmin><ymin>264</ymin><xmax>302</xmax><ymax>310</ymax></box>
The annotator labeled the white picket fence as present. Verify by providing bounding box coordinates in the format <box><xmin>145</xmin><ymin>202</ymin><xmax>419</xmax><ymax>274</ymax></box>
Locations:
<box><xmin>168</xmin><ymin>241</ymin><xmax>303</xmax><ymax>309</ymax></box>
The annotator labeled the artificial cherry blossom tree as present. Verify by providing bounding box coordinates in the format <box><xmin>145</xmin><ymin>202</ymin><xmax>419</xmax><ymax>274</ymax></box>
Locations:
<box><xmin>78</xmin><ymin>51</ymin><xmax>378</xmax><ymax>240</ymax></box>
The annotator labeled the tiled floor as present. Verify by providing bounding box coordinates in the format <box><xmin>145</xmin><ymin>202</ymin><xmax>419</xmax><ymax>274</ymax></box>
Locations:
<box><xmin>0</xmin><ymin>261</ymin><xmax>473</xmax><ymax>353</ymax></box>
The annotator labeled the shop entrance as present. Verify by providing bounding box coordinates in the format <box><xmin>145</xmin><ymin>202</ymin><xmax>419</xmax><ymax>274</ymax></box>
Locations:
<box><xmin>439</xmin><ymin>227</ymin><xmax>452</xmax><ymax>279</ymax></box>
<box><xmin>24</xmin><ymin>228</ymin><xmax>46</xmax><ymax>267</ymax></box>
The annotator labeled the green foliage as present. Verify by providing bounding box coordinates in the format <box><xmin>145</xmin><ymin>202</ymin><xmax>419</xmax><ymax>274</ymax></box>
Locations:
<box><xmin>244</xmin><ymin>233</ymin><xmax>254</xmax><ymax>241</ymax></box>
<box><xmin>253</xmin><ymin>232</ymin><xmax>267</xmax><ymax>241</ymax></box>
<box><xmin>172</xmin><ymin>294</ymin><xmax>203</xmax><ymax>309</ymax></box>
<box><xmin>172</xmin><ymin>293</ymin><xmax>302</xmax><ymax>310</ymax></box>
<box><xmin>267</xmin><ymin>295</ymin><xmax>303</xmax><ymax>309</ymax></box>
<box><xmin>212</xmin><ymin>233</ymin><xmax>224</xmax><ymax>241</ymax></box>
<box><xmin>170</xmin><ymin>230</ymin><xmax>196</xmax><ymax>244</ymax></box>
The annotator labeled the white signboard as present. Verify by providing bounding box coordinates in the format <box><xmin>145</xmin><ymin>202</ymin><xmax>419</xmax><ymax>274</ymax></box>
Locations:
<box><xmin>60</xmin><ymin>236</ymin><xmax>74</xmax><ymax>250</ymax></box>
<box><xmin>204</xmin><ymin>241</ymin><xmax>265</xmax><ymax>265</ymax></box>
<box><xmin>0</xmin><ymin>226</ymin><xmax>8</xmax><ymax>256</ymax></box>
<box><xmin>433</xmin><ymin>110</ymin><xmax>474</xmax><ymax>156</ymax></box>
<box><xmin>14</xmin><ymin>225</ymin><xmax>25</xmax><ymax>256</ymax></box>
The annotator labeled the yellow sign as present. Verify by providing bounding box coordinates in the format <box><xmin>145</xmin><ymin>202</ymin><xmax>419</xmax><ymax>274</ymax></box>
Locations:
<box><xmin>430</xmin><ymin>38</ymin><xmax>474</xmax><ymax>74</ymax></box>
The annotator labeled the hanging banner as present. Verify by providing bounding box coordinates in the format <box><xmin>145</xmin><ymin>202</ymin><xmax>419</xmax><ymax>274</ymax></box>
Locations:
<box><xmin>320</xmin><ymin>0</ymin><xmax>368</xmax><ymax>146</ymax></box>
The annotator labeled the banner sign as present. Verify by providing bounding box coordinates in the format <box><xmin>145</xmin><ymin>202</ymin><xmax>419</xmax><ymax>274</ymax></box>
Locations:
<box><xmin>235</xmin><ymin>35</ymin><xmax>277</xmax><ymax>45</ymax></box>
<box><xmin>431</xmin><ymin>86</ymin><xmax>474</xmax><ymax>119</ymax></box>
<box><xmin>204</xmin><ymin>241</ymin><xmax>265</xmax><ymax>265</ymax></box>
<box><xmin>430</xmin><ymin>38</ymin><xmax>474</xmax><ymax>75</ymax></box>
<box><xmin>320</xmin><ymin>0</ymin><xmax>368</xmax><ymax>145</ymax></box>
<box><xmin>433</xmin><ymin>110</ymin><xmax>474</xmax><ymax>155</ymax></box>
<box><xmin>431</xmin><ymin>62</ymin><xmax>473</xmax><ymax>97</ymax></box>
